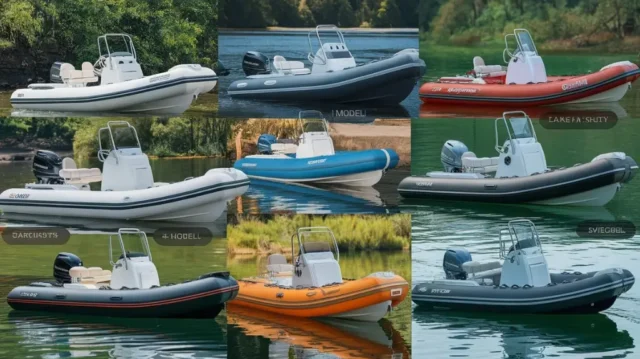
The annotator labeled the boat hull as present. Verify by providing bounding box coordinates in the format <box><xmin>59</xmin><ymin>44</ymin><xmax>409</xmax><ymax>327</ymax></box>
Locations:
<box><xmin>7</xmin><ymin>272</ymin><xmax>239</xmax><ymax>318</ymax></box>
<box><xmin>11</xmin><ymin>65</ymin><xmax>217</xmax><ymax>115</ymax></box>
<box><xmin>234</xmin><ymin>149</ymin><xmax>399</xmax><ymax>186</ymax></box>
<box><xmin>398</xmin><ymin>155</ymin><xmax>637</xmax><ymax>206</ymax></box>
<box><xmin>229</xmin><ymin>273</ymin><xmax>409</xmax><ymax>322</ymax></box>
<box><xmin>412</xmin><ymin>269</ymin><xmax>635</xmax><ymax>314</ymax></box>
<box><xmin>0</xmin><ymin>169</ymin><xmax>249</xmax><ymax>221</ymax></box>
<box><xmin>228</xmin><ymin>50</ymin><xmax>425</xmax><ymax>105</ymax></box>
<box><xmin>419</xmin><ymin>61</ymin><xmax>640</xmax><ymax>106</ymax></box>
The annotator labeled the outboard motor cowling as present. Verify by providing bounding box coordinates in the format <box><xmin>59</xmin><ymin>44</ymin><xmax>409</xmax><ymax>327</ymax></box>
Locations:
<box><xmin>33</xmin><ymin>150</ymin><xmax>64</xmax><ymax>184</ymax></box>
<box><xmin>441</xmin><ymin>140</ymin><xmax>469</xmax><ymax>172</ymax></box>
<box><xmin>443</xmin><ymin>248</ymin><xmax>472</xmax><ymax>280</ymax></box>
<box><xmin>242</xmin><ymin>51</ymin><xmax>271</xmax><ymax>76</ymax></box>
<box><xmin>49</xmin><ymin>62</ymin><xmax>71</xmax><ymax>83</ymax></box>
<box><xmin>257</xmin><ymin>134</ymin><xmax>277</xmax><ymax>154</ymax></box>
<box><xmin>53</xmin><ymin>252</ymin><xmax>83</xmax><ymax>283</ymax></box>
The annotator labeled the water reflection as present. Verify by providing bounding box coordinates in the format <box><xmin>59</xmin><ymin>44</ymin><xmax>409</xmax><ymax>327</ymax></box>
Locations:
<box><xmin>227</xmin><ymin>306</ymin><xmax>410</xmax><ymax>359</ymax></box>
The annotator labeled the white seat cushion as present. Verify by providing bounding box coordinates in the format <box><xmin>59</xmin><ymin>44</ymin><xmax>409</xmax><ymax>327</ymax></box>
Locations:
<box><xmin>462</xmin><ymin>152</ymin><xmax>499</xmax><ymax>173</ymax></box>
<box><xmin>273</xmin><ymin>56</ymin><xmax>311</xmax><ymax>75</ymax></box>
<box><xmin>463</xmin><ymin>261</ymin><xmax>502</xmax><ymax>279</ymax></box>
<box><xmin>59</xmin><ymin>168</ymin><xmax>102</xmax><ymax>184</ymax></box>
<box><xmin>271</xmin><ymin>143</ymin><xmax>298</xmax><ymax>154</ymax></box>
<box><xmin>474</xmin><ymin>65</ymin><xmax>504</xmax><ymax>74</ymax></box>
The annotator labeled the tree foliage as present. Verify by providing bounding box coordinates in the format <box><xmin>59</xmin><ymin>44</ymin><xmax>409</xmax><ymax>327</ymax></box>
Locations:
<box><xmin>0</xmin><ymin>0</ymin><xmax>218</xmax><ymax>75</ymax></box>
<box><xmin>219</xmin><ymin>0</ymin><xmax>418</xmax><ymax>28</ymax></box>
<box><xmin>422</xmin><ymin>0</ymin><xmax>640</xmax><ymax>47</ymax></box>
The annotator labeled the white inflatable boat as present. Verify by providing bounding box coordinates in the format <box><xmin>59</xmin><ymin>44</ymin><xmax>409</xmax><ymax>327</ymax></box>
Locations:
<box><xmin>0</xmin><ymin>122</ymin><xmax>249</xmax><ymax>222</ymax></box>
<box><xmin>11</xmin><ymin>34</ymin><xmax>217</xmax><ymax>115</ymax></box>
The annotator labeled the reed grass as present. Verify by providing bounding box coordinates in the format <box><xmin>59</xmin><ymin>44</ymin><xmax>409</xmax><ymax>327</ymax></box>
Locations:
<box><xmin>227</xmin><ymin>214</ymin><xmax>411</xmax><ymax>254</ymax></box>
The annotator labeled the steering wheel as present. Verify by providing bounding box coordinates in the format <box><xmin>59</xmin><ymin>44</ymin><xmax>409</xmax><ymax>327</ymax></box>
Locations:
<box><xmin>94</xmin><ymin>55</ymin><xmax>108</xmax><ymax>72</ymax></box>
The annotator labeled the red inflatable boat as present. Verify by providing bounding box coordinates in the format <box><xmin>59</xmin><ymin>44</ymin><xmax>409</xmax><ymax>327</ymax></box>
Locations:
<box><xmin>420</xmin><ymin>29</ymin><xmax>640</xmax><ymax>106</ymax></box>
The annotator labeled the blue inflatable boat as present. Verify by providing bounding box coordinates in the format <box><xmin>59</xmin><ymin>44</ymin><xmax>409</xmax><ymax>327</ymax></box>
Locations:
<box><xmin>233</xmin><ymin>111</ymin><xmax>399</xmax><ymax>186</ymax></box>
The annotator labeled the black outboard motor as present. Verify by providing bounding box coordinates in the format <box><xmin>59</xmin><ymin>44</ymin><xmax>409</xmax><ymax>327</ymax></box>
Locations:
<box><xmin>441</xmin><ymin>140</ymin><xmax>469</xmax><ymax>172</ymax></box>
<box><xmin>53</xmin><ymin>252</ymin><xmax>83</xmax><ymax>283</ymax></box>
<box><xmin>257</xmin><ymin>134</ymin><xmax>277</xmax><ymax>154</ymax></box>
<box><xmin>443</xmin><ymin>248</ymin><xmax>472</xmax><ymax>280</ymax></box>
<box><xmin>33</xmin><ymin>150</ymin><xmax>64</xmax><ymax>184</ymax></box>
<box><xmin>49</xmin><ymin>62</ymin><xmax>70</xmax><ymax>83</ymax></box>
<box><xmin>242</xmin><ymin>51</ymin><xmax>271</xmax><ymax>76</ymax></box>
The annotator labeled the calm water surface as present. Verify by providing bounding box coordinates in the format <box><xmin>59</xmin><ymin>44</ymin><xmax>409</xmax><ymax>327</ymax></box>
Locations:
<box><xmin>0</xmin><ymin>157</ymin><xmax>405</xmax><ymax>216</ymax></box>
<box><xmin>219</xmin><ymin>31</ymin><xmax>420</xmax><ymax>120</ymax></box>
<box><xmin>226</xmin><ymin>251</ymin><xmax>412</xmax><ymax>358</ymax></box>
<box><xmin>410</xmin><ymin>46</ymin><xmax>640</xmax><ymax>358</ymax></box>
<box><xmin>0</xmin><ymin>233</ymin><xmax>228</xmax><ymax>358</ymax></box>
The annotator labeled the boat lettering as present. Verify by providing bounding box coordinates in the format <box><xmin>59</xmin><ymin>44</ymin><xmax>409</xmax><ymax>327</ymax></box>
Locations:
<box><xmin>241</xmin><ymin>163</ymin><xmax>257</xmax><ymax>167</ymax></box>
<box><xmin>431</xmin><ymin>87</ymin><xmax>442</xmax><ymax>92</ymax></box>
<box><xmin>149</xmin><ymin>73</ymin><xmax>171</xmax><ymax>83</ymax></box>
<box><xmin>548</xmin><ymin>116</ymin><xmax>609</xmax><ymax>123</ymax></box>
<box><xmin>19</xmin><ymin>292</ymin><xmax>38</xmax><ymax>298</ymax></box>
<box><xmin>264</xmin><ymin>80</ymin><xmax>277</xmax><ymax>86</ymax></box>
<box><xmin>416</xmin><ymin>182</ymin><xmax>433</xmax><ymax>187</ymax></box>
<box><xmin>307</xmin><ymin>159</ymin><xmax>327</xmax><ymax>165</ymax></box>
<box><xmin>431</xmin><ymin>289</ymin><xmax>451</xmax><ymax>294</ymax></box>
<box><xmin>562</xmin><ymin>78</ymin><xmax>588</xmax><ymax>91</ymax></box>
<box><xmin>9</xmin><ymin>193</ymin><xmax>30</xmax><ymax>199</ymax></box>
<box><xmin>237</xmin><ymin>82</ymin><xmax>248</xmax><ymax>88</ymax></box>
<box><xmin>447</xmin><ymin>88</ymin><xmax>478</xmax><ymax>94</ymax></box>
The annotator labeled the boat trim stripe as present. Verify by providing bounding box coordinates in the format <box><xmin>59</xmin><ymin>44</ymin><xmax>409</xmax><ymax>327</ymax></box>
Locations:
<box><xmin>0</xmin><ymin>179</ymin><xmax>250</xmax><ymax>210</ymax></box>
<box><xmin>11</xmin><ymin>75</ymin><xmax>218</xmax><ymax>104</ymax></box>
<box><xmin>420</xmin><ymin>68</ymin><xmax>640</xmax><ymax>102</ymax></box>
<box><xmin>7</xmin><ymin>285</ymin><xmax>239</xmax><ymax>308</ymax></box>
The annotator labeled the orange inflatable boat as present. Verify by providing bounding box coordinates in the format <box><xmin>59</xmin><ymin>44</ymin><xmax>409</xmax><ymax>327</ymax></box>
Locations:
<box><xmin>420</xmin><ymin>29</ymin><xmax>640</xmax><ymax>106</ymax></box>
<box><xmin>228</xmin><ymin>227</ymin><xmax>409</xmax><ymax>322</ymax></box>
<box><xmin>228</xmin><ymin>305</ymin><xmax>410</xmax><ymax>358</ymax></box>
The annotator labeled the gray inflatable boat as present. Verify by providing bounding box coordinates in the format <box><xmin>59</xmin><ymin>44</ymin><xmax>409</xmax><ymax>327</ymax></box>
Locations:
<box><xmin>399</xmin><ymin>111</ymin><xmax>637</xmax><ymax>206</ymax></box>
<box><xmin>412</xmin><ymin>220</ymin><xmax>635</xmax><ymax>314</ymax></box>
<box><xmin>227</xmin><ymin>25</ymin><xmax>426</xmax><ymax>104</ymax></box>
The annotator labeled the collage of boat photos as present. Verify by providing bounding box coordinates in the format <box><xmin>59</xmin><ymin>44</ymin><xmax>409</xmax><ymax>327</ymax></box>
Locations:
<box><xmin>0</xmin><ymin>1</ymin><xmax>638</xmax><ymax>358</ymax></box>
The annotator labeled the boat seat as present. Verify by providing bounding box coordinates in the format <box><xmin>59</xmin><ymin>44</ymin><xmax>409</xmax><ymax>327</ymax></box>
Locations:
<box><xmin>463</xmin><ymin>261</ymin><xmax>502</xmax><ymax>279</ymax></box>
<box><xmin>69</xmin><ymin>266</ymin><xmax>112</xmax><ymax>284</ymax></box>
<box><xmin>473</xmin><ymin>56</ymin><xmax>507</xmax><ymax>77</ymax></box>
<box><xmin>59</xmin><ymin>157</ymin><xmax>102</xmax><ymax>184</ymax></box>
<box><xmin>273</xmin><ymin>55</ymin><xmax>311</xmax><ymax>75</ymax></box>
<box><xmin>266</xmin><ymin>254</ymin><xmax>294</xmax><ymax>275</ymax></box>
<box><xmin>271</xmin><ymin>143</ymin><xmax>298</xmax><ymax>154</ymax></box>
<box><xmin>461</xmin><ymin>152</ymin><xmax>499</xmax><ymax>173</ymax></box>
<box><xmin>62</xmin><ymin>62</ymin><xmax>99</xmax><ymax>85</ymax></box>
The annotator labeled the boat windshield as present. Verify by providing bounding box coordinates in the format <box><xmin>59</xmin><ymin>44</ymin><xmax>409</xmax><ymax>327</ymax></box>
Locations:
<box><xmin>499</xmin><ymin>219</ymin><xmax>542</xmax><ymax>257</ymax></box>
<box><xmin>516</xmin><ymin>30</ymin><xmax>537</xmax><ymax>54</ymax></box>
<box><xmin>507</xmin><ymin>117</ymin><xmax>535</xmax><ymax>139</ymax></box>
<box><xmin>109</xmin><ymin>228</ymin><xmax>153</xmax><ymax>266</ymax></box>
<box><xmin>293</xmin><ymin>227</ymin><xmax>339</xmax><ymax>262</ymax></box>
<box><xmin>98</xmin><ymin>34</ymin><xmax>137</xmax><ymax>59</ymax></box>
<box><xmin>298</xmin><ymin>110</ymin><xmax>329</xmax><ymax>134</ymax></box>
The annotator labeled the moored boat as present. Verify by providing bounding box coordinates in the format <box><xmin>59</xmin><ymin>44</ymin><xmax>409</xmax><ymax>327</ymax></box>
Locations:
<box><xmin>234</xmin><ymin>111</ymin><xmax>399</xmax><ymax>186</ymax></box>
<box><xmin>419</xmin><ymin>29</ymin><xmax>640</xmax><ymax>106</ymax></box>
<box><xmin>398</xmin><ymin>111</ymin><xmax>637</xmax><ymax>206</ymax></box>
<box><xmin>227</xmin><ymin>25</ymin><xmax>425</xmax><ymax>105</ymax></box>
<box><xmin>412</xmin><ymin>219</ymin><xmax>635</xmax><ymax>314</ymax></box>
<box><xmin>0</xmin><ymin>121</ymin><xmax>249</xmax><ymax>221</ymax></box>
<box><xmin>7</xmin><ymin>229</ymin><xmax>239</xmax><ymax>318</ymax></box>
<box><xmin>11</xmin><ymin>34</ymin><xmax>217</xmax><ymax>115</ymax></box>
<box><xmin>228</xmin><ymin>227</ymin><xmax>409</xmax><ymax>322</ymax></box>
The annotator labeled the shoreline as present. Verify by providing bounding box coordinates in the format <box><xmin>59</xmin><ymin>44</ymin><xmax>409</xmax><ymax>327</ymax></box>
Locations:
<box><xmin>220</xmin><ymin>27</ymin><xmax>418</xmax><ymax>35</ymax></box>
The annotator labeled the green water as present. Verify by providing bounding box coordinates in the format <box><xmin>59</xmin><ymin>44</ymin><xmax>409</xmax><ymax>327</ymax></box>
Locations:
<box><xmin>0</xmin><ymin>233</ymin><xmax>228</xmax><ymax>358</ymax></box>
<box><xmin>411</xmin><ymin>46</ymin><xmax>640</xmax><ymax>358</ymax></box>
<box><xmin>226</xmin><ymin>251</ymin><xmax>412</xmax><ymax>358</ymax></box>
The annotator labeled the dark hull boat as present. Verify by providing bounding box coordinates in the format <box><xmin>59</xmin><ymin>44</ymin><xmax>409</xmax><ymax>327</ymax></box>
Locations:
<box><xmin>398</xmin><ymin>111</ymin><xmax>637</xmax><ymax>206</ymax></box>
<box><xmin>227</xmin><ymin>25</ymin><xmax>425</xmax><ymax>105</ymax></box>
<box><xmin>411</xmin><ymin>220</ymin><xmax>635</xmax><ymax>314</ymax></box>
<box><xmin>6</xmin><ymin>229</ymin><xmax>239</xmax><ymax>318</ymax></box>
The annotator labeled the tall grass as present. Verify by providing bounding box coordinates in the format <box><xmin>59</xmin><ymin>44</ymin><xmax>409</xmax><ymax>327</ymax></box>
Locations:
<box><xmin>227</xmin><ymin>214</ymin><xmax>411</xmax><ymax>254</ymax></box>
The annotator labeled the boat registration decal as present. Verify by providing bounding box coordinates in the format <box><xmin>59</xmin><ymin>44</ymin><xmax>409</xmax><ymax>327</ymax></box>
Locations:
<box><xmin>308</xmin><ymin>159</ymin><xmax>327</xmax><ymax>165</ymax></box>
<box><xmin>9</xmin><ymin>193</ymin><xmax>30</xmax><ymax>199</ymax></box>
<box><xmin>264</xmin><ymin>80</ymin><xmax>277</xmax><ymax>86</ymax></box>
<box><xmin>149</xmin><ymin>73</ymin><xmax>171</xmax><ymax>83</ymax></box>
<box><xmin>562</xmin><ymin>78</ymin><xmax>588</xmax><ymax>91</ymax></box>
<box><xmin>447</xmin><ymin>88</ymin><xmax>478</xmax><ymax>94</ymax></box>
<box><xmin>20</xmin><ymin>292</ymin><xmax>38</xmax><ymax>298</ymax></box>
<box><xmin>415</xmin><ymin>182</ymin><xmax>433</xmax><ymax>187</ymax></box>
<box><xmin>431</xmin><ymin>289</ymin><xmax>451</xmax><ymax>294</ymax></box>
<box><xmin>236</xmin><ymin>82</ymin><xmax>248</xmax><ymax>88</ymax></box>
<box><xmin>241</xmin><ymin>163</ymin><xmax>257</xmax><ymax>167</ymax></box>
